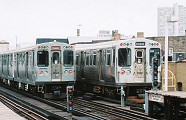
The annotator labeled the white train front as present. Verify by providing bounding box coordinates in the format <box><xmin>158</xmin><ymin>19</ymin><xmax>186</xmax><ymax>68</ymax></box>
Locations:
<box><xmin>75</xmin><ymin>38</ymin><xmax>161</xmax><ymax>99</ymax></box>
<box><xmin>0</xmin><ymin>41</ymin><xmax>75</xmax><ymax>99</ymax></box>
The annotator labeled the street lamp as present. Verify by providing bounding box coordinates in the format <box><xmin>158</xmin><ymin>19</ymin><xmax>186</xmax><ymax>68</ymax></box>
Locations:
<box><xmin>164</xmin><ymin>16</ymin><xmax>178</xmax><ymax>91</ymax></box>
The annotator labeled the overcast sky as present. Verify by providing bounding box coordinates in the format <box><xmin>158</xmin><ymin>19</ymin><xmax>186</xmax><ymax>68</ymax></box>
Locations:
<box><xmin>0</xmin><ymin>0</ymin><xmax>185</xmax><ymax>48</ymax></box>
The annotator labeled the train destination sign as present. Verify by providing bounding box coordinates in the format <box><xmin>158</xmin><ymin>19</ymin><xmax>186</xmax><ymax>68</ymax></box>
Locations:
<box><xmin>52</xmin><ymin>46</ymin><xmax>60</xmax><ymax>50</ymax></box>
<box><xmin>135</xmin><ymin>42</ymin><xmax>145</xmax><ymax>46</ymax></box>
<box><xmin>149</xmin><ymin>93</ymin><xmax>164</xmax><ymax>103</ymax></box>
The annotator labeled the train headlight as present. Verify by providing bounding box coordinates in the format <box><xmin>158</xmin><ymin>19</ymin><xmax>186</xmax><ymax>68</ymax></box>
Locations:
<box><xmin>126</xmin><ymin>70</ymin><xmax>131</xmax><ymax>75</ymax></box>
<box><xmin>44</xmin><ymin>71</ymin><xmax>48</xmax><ymax>75</ymax></box>
<box><xmin>64</xmin><ymin>70</ymin><xmax>68</xmax><ymax>74</ymax></box>
<box><xmin>121</xmin><ymin>70</ymin><xmax>125</xmax><ymax>75</ymax></box>
<box><xmin>69</xmin><ymin>70</ymin><xmax>73</xmax><ymax>74</ymax></box>
<box><xmin>38</xmin><ymin>71</ymin><xmax>43</xmax><ymax>75</ymax></box>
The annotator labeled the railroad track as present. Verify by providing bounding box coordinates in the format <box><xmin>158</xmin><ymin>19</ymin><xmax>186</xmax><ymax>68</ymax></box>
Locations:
<box><xmin>0</xmin><ymin>84</ymin><xmax>156</xmax><ymax>120</ymax></box>
<box><xmin>74</xmin><ymin>98</ymin><xmax>156</xmax><ymax>120</ymax></box>
<box><xmin>0</xmin><ymin>95</ymin><xmax>48</xmax><ymax>120</ymax></box>
<box><xmin>0</xmin><ymin>85</ymin><xmax>71</xmax><ymax>120</ymax></box>
<box><xmin>0</xmin><ymin>85</ymin><xmax>119</xmax><ymax>120</ymax></box>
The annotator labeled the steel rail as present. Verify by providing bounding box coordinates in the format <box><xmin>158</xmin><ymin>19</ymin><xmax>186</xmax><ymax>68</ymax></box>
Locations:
<box><xmin>74</xmin><ymin>98</ymin><xmax>155</xmax><ymax>120</ymax></box>
<box><xmin>0</xmin><ymin>95</ymin><xmax>48</xmax><ymax>120</ymax></box>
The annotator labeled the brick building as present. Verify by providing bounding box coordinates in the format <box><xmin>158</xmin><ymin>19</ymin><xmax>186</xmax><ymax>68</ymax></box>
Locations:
<box><xmin>146</xmin><ymin>36</ymin><xmax>186</xmax><ymax>61</ymax></box>
<box><xmin>146</xmin><ymin>35</ymin><xmax>186</xmax><ymax>91</ymax></box>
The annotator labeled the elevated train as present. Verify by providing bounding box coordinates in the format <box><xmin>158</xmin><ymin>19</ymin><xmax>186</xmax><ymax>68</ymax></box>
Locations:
<box><xmin>75</xmin><ymin>38</ymin><xmax>161</xmax><ymax>99</ymax></box>
<box><xmin>0</xmin><ymin>41</ymin><xmax>75</xmax><ymax>99</ymax></box>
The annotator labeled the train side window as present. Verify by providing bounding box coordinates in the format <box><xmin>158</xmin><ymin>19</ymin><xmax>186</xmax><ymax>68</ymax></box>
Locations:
<box><xmin>84</xmin><ymin>52</ymin><xmax>86</xmax><ymax>65</ymax></box>
<box><xmin>90</xmin><ymin>52</ymin><xmax>93</xmax><ymax>65</ymax></box>
<box><xmin>1</xmin><ymin>56</ymin><xmax>3</xmax><ymax>66</ymax></box>
<box><xmin>32</xmin><ymin>51</ymin><xmax>34</xmax><ymax>67</ymax></box>
<box><xmin>14</xmin><ymin>54</ymin><xmax>17</xmax><ymax>66</ymax></box>
<box><xmin>63</xmin><ymin>50</ymin><xmax>73</xmax><ymax>67</ymax></box>
<box><xmin>3</xmin><ymin>55</ymin><xmax>7</xmax><ymax>65</ymax></box>
<box><xmin>106</xmin><ymin>49</ymin><xmax>111</xmax><ymax>65</ymax></box>
<box><xmin>28</xmin><ymin>54</ymin><xmax>31</xmax><ymax>67</ymax></box>
<box><xmin>86</xmin><ymin>52</ymin><xmax>90</xmax><ymax>66</ymax></box>
<box><xmin>93</xmin><ymin>51</ymin><xmax>97</xmax><ymax>65</ymax></box>
<box><xmin>19</xmin><ymin>54</ymin><xmax>22</xmax><ymax>64</ymax></box>
<box><xmin>76</xmin><ymin>54</ymin><xmax>80</xmax><ymax>65</ymax></box>
<box><xmin>112</xmin><ymin>49</ymin><xmax>115</xmax><ymax>66</ymax></box>
<box><xmin>0</xmin><ymin>56</ymin><xmax>2</xmax><ymax>67</ymax></box>
<box><xmin>10</xmin><ymin>54</ymin><xmax>13</xmax><ymax>66</ymax></box>
<box><xmin>81</xmin><ymin>51</ymin><xmax>85</xmax><ymax>66</ymax></box>
<box><xmin>17</xmin><ymin>54</ymin><xmax>20</xmax><ymax>66</ymax></box>
<box><xmin>37</xmin><ymin>51</ymin><xmax>49</xmax><ymax>67</ymax></box>
<box><xmin>118</xmin><ymin>48</ymin><xmax>131</xmax><ymax>67</ymax></box>
<box><xmin>149</xmin><ymin>48</ymin><xmax>160</xmax><ymax>66</ymax></box>
<box><xmin>22</xmin><ymin>53</ymin><xmax>25</xmax><ymax>64</ymax></box>
<box><xmin>7</xmin><ymin>55</ymin><xmax>9</xmax><ymax>67</ymax></box>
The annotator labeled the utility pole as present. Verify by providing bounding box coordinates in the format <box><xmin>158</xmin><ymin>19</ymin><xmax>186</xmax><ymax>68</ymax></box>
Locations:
<box><xmin>164</xmin><ymin>16</ymin><xmax>178</xmax><ymax>91</ymax></box>
<box><xmin>15</xmin><ymin>36</ymin><xmax>18</xmax><ymax>49</ymax></box>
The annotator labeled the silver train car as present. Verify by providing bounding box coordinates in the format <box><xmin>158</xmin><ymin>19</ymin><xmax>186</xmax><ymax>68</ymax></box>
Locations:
<box><xmin>75</xmin><ymin>38</ymin><xmax>161</xmax><ymax>99</ymax></box>
<box><xmin>0</xmin><ymin>41</ymin><xmax>75</xmax><ymax>98</ymax></box>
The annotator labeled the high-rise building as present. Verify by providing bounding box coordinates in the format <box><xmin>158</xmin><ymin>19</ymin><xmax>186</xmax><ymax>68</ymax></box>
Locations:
<box><xmin>158</xmin><ymin>3</ymin><xmax>186</xmax><ymax>36</ymax></box>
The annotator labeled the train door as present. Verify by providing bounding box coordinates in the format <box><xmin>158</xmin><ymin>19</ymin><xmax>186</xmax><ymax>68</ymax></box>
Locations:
<box><xmin>0</xmin><ymin>55</ymin><xmax>2</xmax><ymax>75</ymax></box>
<box><xmin>7</xmin><ymin>55</ymin><xmax>9</xmax><ymax>76</ymax></box>
<box><xmin>98</xmin><ymin>50</ymin><xmax>103</xmax><ymax>80</ymax></box>
<box><xmin>27</xmin><ymin>51</ymin><xmax>33</xmax><ymax>81</ymax></box>
<box><xmin>13</xmin><ymin>54</ymin><xmax>18</xmax><ymax>79</ymax></box>
<box><xmin>25</xmin><ymin>52</ymin><xmax>29</xmax><ymax>79</ymax></box>
<box><xmin>17</xmin><ymin>54</ymin><xmax>20</xmax><ymax>78</ymax></box>
<box><xmin>51</xmin><ymin>51</ymin><xmax>62</xmax><ymax>81</ymax></box>
<box><xmin>80</xmin><ymin>51</ymin><xmax>85</xmax><ymax>77</ymax></box>
<box><xmin>134</xmin><ymin>48</ymin><xmax>146</xmax><ymax>82</ymax></box>
<box><xmin>9</xmin><ymin>54</ymin><xmax>13</xmax><ymax>77</ymax></box>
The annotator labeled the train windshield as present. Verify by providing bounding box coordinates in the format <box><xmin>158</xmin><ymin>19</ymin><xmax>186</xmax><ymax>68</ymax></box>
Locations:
<box><xmin>118</xmin><ymin>48</ymin><xmax>131</xmax><ymax>67</ymax></box>
<box><xmin>63</xmin><ymin>50</ymin><xmax>73</xmax><ymax>67</ymax></box>
<box><xmin>149</xmin><ymin>48</ymin><xmax>160</xmax><ymax>66</ymax></box>
<box><xmin>37</xmin><ymin>51</ymin><xmax>49</xmax><ymax>67</ymax></box>
<box><xmin>52</xmin><ymin>52</ymin><xmax>59</xmax><ymax>64</ymax></box>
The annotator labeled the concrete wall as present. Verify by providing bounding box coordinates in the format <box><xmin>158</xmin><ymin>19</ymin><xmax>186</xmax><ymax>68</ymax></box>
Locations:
<box><xmin>162</xmin><ymin>62</ymin><xmax>186</xmax><ymax>91</ymax></box>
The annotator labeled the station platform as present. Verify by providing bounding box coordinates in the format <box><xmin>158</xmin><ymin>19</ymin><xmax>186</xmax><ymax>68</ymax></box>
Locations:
<box><xmin>145</xmin><ymin>90</ymin><xmax>186</xmax><ymax>119</ymax></box>
<box><xmin>0</xmin><ymin>102</ymin><xmax>26</xmax><ymax>120</ymax></box>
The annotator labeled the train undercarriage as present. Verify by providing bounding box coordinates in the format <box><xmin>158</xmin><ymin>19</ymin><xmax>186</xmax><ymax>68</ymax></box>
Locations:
<box><xmin>75</xmin><ymin>79</ymin><xmax>152</xmax><ymax>104</ymax></box>
<box><xmin>0</xmin><ymin>78</ymin><xmax>70</xmax><ymax>99</ymax></box>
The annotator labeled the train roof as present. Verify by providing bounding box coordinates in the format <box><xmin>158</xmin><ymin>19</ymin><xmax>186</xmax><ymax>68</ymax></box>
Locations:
<box><xmin>75</xmin><ymin>38</ymin><xmax>161</xmax><ymax>51</ymax></box>
<box><xmin>0</xmin><ymin>41</ymin><xmax>69</xmax><ymax>54</ymax></box>
<box><xmin>36</xmin><ymin>38</ymin><xmax>69</xmax><ymax>44</ymax></box>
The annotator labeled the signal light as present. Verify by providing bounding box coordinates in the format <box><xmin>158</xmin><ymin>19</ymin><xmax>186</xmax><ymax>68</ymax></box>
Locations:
<box><xmin>154</xmin><ymin>71</ymin><xmax>158</xmax><ymax>74</ymax></box>
<box><xmin>68</xmin><ymin>101</ymin><xmax>73</xmax><ymax>105</ymax></box>
<box><xmin>152</xmin><ymin>58</ymin><xmax>159</xmax><ymax>88</ymax></box>
<box><xmin>68</xmin><ymin>89</ymin><xmax>73</xmax><ymax>93</ymax></box>
<box><xmin>67</xmin><ymin>86</ymin><xmax>74</xmax><ymax>112</ymax></box>
<box><xmin>153</xmin><ymin>81</ymin><xmax>158</xmax><ymax>87</ymax></box>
